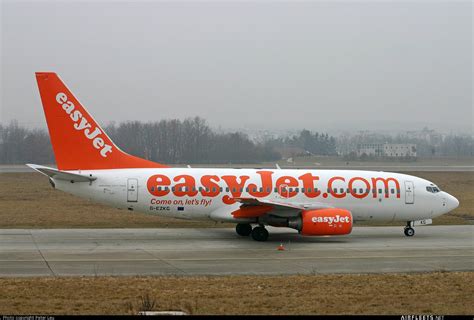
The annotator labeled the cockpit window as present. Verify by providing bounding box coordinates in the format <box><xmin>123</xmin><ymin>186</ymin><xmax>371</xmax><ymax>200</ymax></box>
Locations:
<box><xmin>426</xmin><ymin>186</ymin><xmax>441</xmax><ymax>193</ymax></box>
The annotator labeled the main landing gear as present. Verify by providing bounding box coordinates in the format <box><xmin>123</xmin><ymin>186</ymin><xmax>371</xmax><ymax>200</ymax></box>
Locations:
<box><xmin>404</xmin><ymin>222</ymin><xmax>415</xmax><ymax>237</ymax></box>
<box><xmin>235</xmin><ymin>223</ymin><xmax>252</xmax><ymax>236</ymax></box>
<box><xmin>251</xmin><ymin>226</ymin><xmax>269</xmax><ymax>242</ymax></box>
<box><xmin>235</xmin><ymin>223</ymin><xmax>269</xmax><ymax>241</ymax></box>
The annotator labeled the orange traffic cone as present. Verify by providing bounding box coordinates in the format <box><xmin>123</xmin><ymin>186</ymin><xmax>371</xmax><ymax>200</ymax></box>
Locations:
<box><xmin>277</xmin><ymin>243</ymin><xmax>285</xmax><ymax>251</ymax></box>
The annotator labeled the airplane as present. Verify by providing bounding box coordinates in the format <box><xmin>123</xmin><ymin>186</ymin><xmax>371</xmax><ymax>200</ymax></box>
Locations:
<box><xmin>28</xmin><ymin>72</ymin><xmax>460</xmax><ymax>242</ymax></box>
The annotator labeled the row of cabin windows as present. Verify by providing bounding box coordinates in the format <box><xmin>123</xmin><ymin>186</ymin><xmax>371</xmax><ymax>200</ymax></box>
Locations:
<box><xmin>151</xmin><ymin>186</ymin><xmax>401</xmax><ymax>195</ymax></box>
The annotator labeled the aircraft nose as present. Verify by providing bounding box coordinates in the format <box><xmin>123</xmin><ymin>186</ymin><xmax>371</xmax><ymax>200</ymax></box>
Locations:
<box><xmin>447</xmin><ymin>193</ymin><xmax>459</xmax><ymax>211</ymax></box>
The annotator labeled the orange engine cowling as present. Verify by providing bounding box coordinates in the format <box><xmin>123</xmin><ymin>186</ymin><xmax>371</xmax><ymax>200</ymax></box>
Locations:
<box><xmin>299</xmin><ymin>208</ymin><xmax>353</xmax><ymax>236</ymax></box>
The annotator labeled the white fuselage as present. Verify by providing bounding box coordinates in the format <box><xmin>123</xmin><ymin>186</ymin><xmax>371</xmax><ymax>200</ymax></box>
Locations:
<box><xmin>53</xmin><ymin>168</ymin><xmax>458</xmax><ymax>224</ymax></box>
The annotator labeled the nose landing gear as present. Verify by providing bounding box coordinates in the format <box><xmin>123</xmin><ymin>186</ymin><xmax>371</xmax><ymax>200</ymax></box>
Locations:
<box><xmin>404</xmin><ymin>222</ymin><xmax>415</xmax><ymax>237</ymax></box>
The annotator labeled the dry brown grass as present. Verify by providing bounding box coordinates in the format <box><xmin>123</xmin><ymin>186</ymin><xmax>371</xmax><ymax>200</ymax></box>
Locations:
<box><xmin>406</xmin><ymin>171</ymin><xmax>474</xmax><ymax>219</ymax></box>
<box><xmin>0</xmin><ymin>272</ymin><xmax>472</xmax><ymax>315</ymax></box>
<box><xmin>0</xmin><ymin>172</ymin><xmax>227</xmax><ymax>228</ymax></box>
<box><xmin>0</xmin><ymin>171</ymin><xmax>472</xmax><ymax>228</ymax></box>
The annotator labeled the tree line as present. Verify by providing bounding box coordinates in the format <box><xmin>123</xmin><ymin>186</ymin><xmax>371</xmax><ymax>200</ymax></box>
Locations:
<box><xmin>2</xmin><ymin>120</ymin><xmax>471</xmax><ymax>165</ymax></box>
<box><xmin>265</xmin><ymin>129</ymin><xmax>337</xmax><ymax>156</ymax></box>
<box><xmin>0</xmin><ymin>118</ymin><xmax>337</xmax><ymax>165</ymax></box>
<box><xmin>103</xmin><ymin>117</ymin><xmax>281</xmax><ymax>164</ymax></box>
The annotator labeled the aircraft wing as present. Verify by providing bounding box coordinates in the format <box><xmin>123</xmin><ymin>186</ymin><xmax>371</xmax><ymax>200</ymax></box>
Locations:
<box><xmin>26</xmin><ymin>164</ymin><xmax>97</xmax><ymax>182</ymax></box>
<box><xmin>233</xmin><ymin>197</ymin><xmax>332</xmax><ymax>211</ymax></box>
<box><xmin>231</xmin><ymin>197</ymin><xmax>333</xmax><ymax>218</ymax></box>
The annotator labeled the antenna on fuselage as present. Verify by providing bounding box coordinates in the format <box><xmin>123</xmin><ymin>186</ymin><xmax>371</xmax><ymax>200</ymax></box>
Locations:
<box><xmin>276</xmin><ymin>163</ymin><xmax>281</xmax><ymax>170</ymax></box>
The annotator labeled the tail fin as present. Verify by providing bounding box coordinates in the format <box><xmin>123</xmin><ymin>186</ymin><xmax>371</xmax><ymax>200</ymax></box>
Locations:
<box><xmin>35</xmin><ymin>72</ymin><xmax>168</xmax><ymax>170</ymax></box>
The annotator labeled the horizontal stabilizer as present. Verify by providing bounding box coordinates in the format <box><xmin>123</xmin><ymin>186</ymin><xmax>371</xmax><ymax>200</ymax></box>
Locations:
<box><xmin>26</xmin><ymin>164</ymin><xmax>96</xmax><ymax>182</ymax></box>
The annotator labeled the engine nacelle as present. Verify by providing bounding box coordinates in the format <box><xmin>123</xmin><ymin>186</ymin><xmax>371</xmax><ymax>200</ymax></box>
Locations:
<box><xmin>288</xmin><ymin>208</ymin><xmax>353</xmax><ymax>236</ymax></box>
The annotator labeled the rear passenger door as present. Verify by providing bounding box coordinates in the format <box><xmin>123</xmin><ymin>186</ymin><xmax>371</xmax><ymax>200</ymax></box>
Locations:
<box><xmin>127</xmin><ymin>178</ymin><xmax>138</xmax><ymax>202</ymax></box>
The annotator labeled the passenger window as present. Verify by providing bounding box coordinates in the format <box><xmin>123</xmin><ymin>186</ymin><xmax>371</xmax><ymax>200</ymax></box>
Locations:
<box><xmin>352</xmin><ymin>188</ymin><xmax>357</xmax><ymax>194</ymax></box>
<box><xmin>151</xmin><ymin>186</ymin><xmax>155</xmax><ymax>192</ymax></box>
<box><xmin>295</xmin><ymin>188</ymin><xmax>299</xmax><ymax>192</ymax></box>
<box><xmin>171</xmin><ymin>187</ymin><xmax>175</xmax><ymax>191</ymax></box>
<box><xmin>274</xmin><ymin>187</ymin><xmax>278</xmax><ymax>192</ymax></box>
<box><xmin>378</xmin><ymin>188</ymin><xmax>382</xmax><ymax>194</ymax></box>
<box><xmin>340</xmin><ymin>188</ymin><xmax>344</xmax><ymax>193</ymax></box>
<box><xmin>259</xmin><ymin>187</ymin><xmax>263</xmax><ymax>192</ymax></box>
<box><xmin>359</xmin><ymin>188</ymin><xmax>363</xmax><ymax>194</ymax></box>
<box><xmin>333</xmin><ymin>188</ymin><xmax>337</xmax><ymax>194</ymax></box>
<box><xmin>391</xmin><ymin>189</ymin><xmax>395</xmax><ymax>194</ymax></box>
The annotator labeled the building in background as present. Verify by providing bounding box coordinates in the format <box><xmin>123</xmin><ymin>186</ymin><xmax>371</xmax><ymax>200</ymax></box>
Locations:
<box><xmin>357</xmin><ymin>143</ymin><xmax>417</xmax><ymax>158</ymax></box>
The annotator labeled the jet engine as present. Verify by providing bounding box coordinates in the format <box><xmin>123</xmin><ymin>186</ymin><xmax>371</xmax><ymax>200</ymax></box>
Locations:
<box><xmin>261</xmin><ymin>208</ymin><xmax>353</xmax><ymax>236</ymax></box>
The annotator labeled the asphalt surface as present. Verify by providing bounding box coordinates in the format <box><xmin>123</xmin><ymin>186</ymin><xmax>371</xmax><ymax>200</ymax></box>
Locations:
<box><xmin>0</xmin><ymin>226</ymin><xmax>472</xmax><ymax>277</ymax></box>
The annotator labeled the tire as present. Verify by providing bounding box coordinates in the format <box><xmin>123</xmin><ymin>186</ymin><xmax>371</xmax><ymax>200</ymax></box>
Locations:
<box><xmin>404</xmin><ymin>227</ymin><xmax>415</xmax><ymax>237</ymax></box>
<box><xmin>251</xmin><ymin>226</ymin><xmax>269</xmax><ymax>242</ymax></box>
<box><xmin>236</xmin><ymin>223</ymin><xmax>252</xmax><ymax>236</ymax></box>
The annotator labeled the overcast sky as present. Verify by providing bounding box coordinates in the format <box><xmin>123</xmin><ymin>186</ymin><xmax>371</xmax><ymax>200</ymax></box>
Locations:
<box><xmin>1</xmin><ymin>0</ymin><xmax>472</xmax><ymax>134</ymax></box>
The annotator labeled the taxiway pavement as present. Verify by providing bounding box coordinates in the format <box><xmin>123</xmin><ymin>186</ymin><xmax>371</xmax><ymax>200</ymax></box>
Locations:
<box><xmin>0</xmin><ymin>226</ymin><xmax>472</xmax><ymax>277</ymax></box>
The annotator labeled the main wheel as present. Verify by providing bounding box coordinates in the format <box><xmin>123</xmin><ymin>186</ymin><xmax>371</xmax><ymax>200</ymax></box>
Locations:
<box><xmin>404</xmin><ymin>227</ymin><xmax>415</xmax><ymax>237</ymax></box>
<box><xmin>236</xmin><ymin>223</ymin><xmax>252</xmax><ymax>236</ymax></box>
<box><xmin>251</xmin><ymin>226</ymin><xmax>269</xmax><ymax>242</ymax></box>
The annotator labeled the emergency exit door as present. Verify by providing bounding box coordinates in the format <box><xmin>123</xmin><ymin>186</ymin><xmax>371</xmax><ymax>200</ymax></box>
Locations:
<box><xmin>127</xmin><ymin>178</ymin><xmax>138</xmax><ymax>202</ymax></box>
<box><xmin>405</xmin><ymin>181</ymin><xmax>414</xmax><ymax>204</ymax></box>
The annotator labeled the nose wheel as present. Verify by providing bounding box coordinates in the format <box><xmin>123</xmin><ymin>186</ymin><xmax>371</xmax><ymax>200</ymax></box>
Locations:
<box><xmin>404</xmin><ymin>227</ymin><xmax>415</xmax><ymax>237</ymax></box>
<box><xmin>404</xmin><ymin>222</ymin><xmax>415</xmax><ymax>237</ymax></box>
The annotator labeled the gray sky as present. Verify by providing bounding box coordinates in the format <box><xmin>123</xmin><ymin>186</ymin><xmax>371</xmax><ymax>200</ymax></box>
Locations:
<box><xmin>1</xmin><ymin>0</ymin><xmax>472</xmax><ymax>134</ymax></box>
